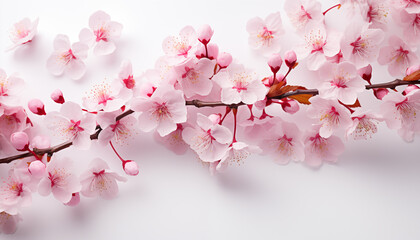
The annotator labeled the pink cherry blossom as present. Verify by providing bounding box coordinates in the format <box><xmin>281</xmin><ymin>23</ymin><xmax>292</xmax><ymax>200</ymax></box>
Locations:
<box><xmin>46</xmin><ymin>34</ymin><xmax>89</xmax><ymax>80</ymax></box>
<box><xmin>246</xmin><ymin>12</ymin><xmax>284</xmax><ymax>53</ymax></box>
<box><xmin>154</xmin><ymin>124</ymin><xmax>189</xmax><ymax>155</ymax></box>
<box><xmin>182</xmin><ymin>113</ymin><xmax>232</xmax><ymax>162</ymax></box>
<box><xmin>284</xmin><ymin>0</ymin><xmax>323</xmax><ymax>31</ymax></box>
<box><xmin>341</xmin><ymin>21</ymin><xmax>384</xmax><ymax>68</ymax></box>
<box><xmin>296</xmin><ymin>23</ymin><xmax>341</xmax><ymax>70</ymax></box>
<box><xmin>6</xmin><ymin>18</ymin><xmax>38</xmax><ymax>51</ymax></box>
<box><xmin>378</xmin><ymin>36</ymin><xmax>419</xmax><ymax>77</ymax></box>
<box><xmin>131</xmin><ymin>85</ymin><xmax>187</xmax><ymax>137</ymax></box>
<box><xmin>80</xmin><ymin>158</ymin><xmax>126</xmax><ymax>199</ymax></box>
<box><xmin>360</xmin><ymin>0</ymin><xmax>389</xmax><ymax>30</ymax></box>
<box><xmin>96</xmin><ymin>110</ymin><xmax>137</xmax><ymax>146</ymax></box>
<box><xmin>318</xmin><ymin>62</ymin><xmax>365</xmax><ymax>104</ymax></box>
<box><xmin>83</xmin><ymin>81</ymin><xmax>132</xmax><ymax>112</ymax></box>
<box><xmin>0</xmin><ymin>170</ymin><xmax>32</xmax><ymax>215</ymax></box>
<box><xmin>173</xmin><ymin>58</ymin><xmax>214</xmax><ymax>98</ymax></box>
<box><xmin>307</xmin><ymin>96</ymin><xmax>352</xmax><ymax>138</ymax></box>
<box><xmin>162</xmin><ymin>26</ymin><xmax>197</xmax><ymax>64</ymax></box>
<box><xmin>381</xmin><ymin>89</ymin><xmax>420</xmax><ymax>142</ymax></box>
<box><xmin>395</xmin><ymin>10</ymin><xmax>420</xmax><ymax>46</ymax></box>
<box><xmin>0</xmin><ymin>106</ymin><xmax>30</xmax><ymax>139</ymax></box>
<box><xmin>0</xmin><ymin>212</ymin><xmax>20</xmax><ymax>234</ymax></box>
<box><xmin>392</xmin><ymin>0</ymin><xmax>420</xmax><ymax>14</ymax></box>
<box><xmin>0</xmin><ymin>69</ymin><xmax>24</xmax><ymax>106</ymax></box>
<box><xmin>117</xmin><ymin>60</ymin><xmax>137</xmax><ymax>90</ymax></box>
<box><xmin>212</xmin><ymin>63</ymin><xmax>267</xmax><ymax>104</ymax></box>
<box><xmin>261</xmin><ymin>121</ymin><xmax>304</xmax><ymax>164</ymax></box>
<box><xmin>79</xmin><ymin>10</ymin><xmax>123</xmax><ymax>56</ymax></box>
<box><xmin>210</xmin><ymin>142</ymin><xmax>261</xmax><ymax>174</ymax></box>
<box><xmin>346</xmin><ymin>109</ymin><xmax>382</xmax><ymax>140</ymax></box>
<box><xmin>38</xmin><ymin>156</ymin><xmax>81</xmax><ymax>203</ymax></box>
<box><xmin>44</xmin><ymin>102</ymin><xmax>96</xmax><ymax>149</ymax></box>
<box><xmin>304</xmin><ymin>127</ymin><xmax>345</xmax><ymax>167</ymax></box>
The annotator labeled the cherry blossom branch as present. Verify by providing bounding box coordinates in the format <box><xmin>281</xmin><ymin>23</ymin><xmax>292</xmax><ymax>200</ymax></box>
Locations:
<box><xmin>0</xmin><ymin>78</ymin><xmax>418</xmax><ymax>165</ymax></box>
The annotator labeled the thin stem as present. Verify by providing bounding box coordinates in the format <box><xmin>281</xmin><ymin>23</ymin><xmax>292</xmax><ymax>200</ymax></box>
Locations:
<box><xmin>109</xmin><ymin>141</ymin><xmax>124</xmax><ymax>162</ymax></box>
<box><xmin>220</xmin><ymin>107</ymin><xmax>231</xmax><ymax>124</ymax></box>
<box><xmin>232</xmin><ymin>108</ymin><xmax>238</xmax><ymax>144</ymax></box>
<box><xmin>280</xmin><ymin>67</ymin><xmax>292</xmax><ymax>83</ymax></box>
<box><xmin>323</xmin><ymin>3</ymin><xmax>341</xmax><ymax>15</ymax></box>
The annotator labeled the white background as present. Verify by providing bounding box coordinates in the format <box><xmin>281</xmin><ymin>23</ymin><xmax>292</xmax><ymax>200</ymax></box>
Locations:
<box><xmin>1</xmin><ymin>0</ymin><xmax>420</xmax><ymax>239</ymax></box>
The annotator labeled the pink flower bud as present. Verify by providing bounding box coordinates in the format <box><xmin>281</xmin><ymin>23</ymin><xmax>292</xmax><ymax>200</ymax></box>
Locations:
<box><xmin>198</xmin><ymin>24</ymin><xmax>214</xmax><ymax>45</ymax></box>
<box><xmin>406</xmin><ymin>64</ymin><xmax>420</xmax><ymax>75</ymax></box>
<box><xmin>358</xmin><ymin>64</ymin><xmax>372</xmax><ymax>82</ymax></box>
<box><xmin>123</xmin><ymin>160</ymin><xmax>139</xmax><ymax>176</ymax></box>
<box><xmin>403</xmin><ymin>84</ymin><xmax>420</xmax><ymax>95</ymax></box>
<box><xmin>207</xmin><ymin>43</ymin><xmax>219</xmax><ymax>60</ymax></box>
<box><xmin>262</xmin><ymin>74</ymin><xmax>285</xmax><ymax>87</ymax></box>
<box><xmin>217</xmin><ymin>52</ymin><xmax>232</xmax><ymax>68</ymax></box>
<box><xmin>284</xmin><ymin>50</ymin><xmax>297</xmax><ymax>68</ymax></box>
<box><xmin>28</xmin><ymin>99</ymin><xmax>46</xmax><ymax>115</ymax></box>
<box><xmin>281</xmin><ymin>99</ymin><xmax>299</xmax><ymax>114</ymax></box>
<box><xmin>65</xmin><ymin>192</ymin><xmax>80</xmax><ymax>207</ymax></box>
<box><xmin>28</xmin><ymin>160</ymin><xmax>46</xmax><ymax>178</ymax></box>
<box><xmin>208</xmin><ymin>113</ymin><xmax>222</xmax><ymax>125</ymax></box>
<box><xmin>268</xmin><ymin>53</ymin><xmax>282</xmax><ymax>74</ymax></box>
<box><xmin>373</xmin><ymin>88</ymin><xmax>389</xmax><ymax>100</ymax></box>
<box><xmin>10</xmin><ymin>132</ymin><xmax>29</xmax><ymax>151</ymax></box>
<box><xmin>51</xmin><ymin>89</ymin><xmax>65</xmax><ymax>104</ymax></box>
<box><xmin>195</xmin><ymin>44</ymin><xmax>206</xmax><ymax>59</ymax></box>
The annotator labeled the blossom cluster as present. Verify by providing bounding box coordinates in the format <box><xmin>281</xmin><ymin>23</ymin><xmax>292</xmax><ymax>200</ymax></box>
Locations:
<box><xmin>1</xmin><ymin>0</ymin><xmax>420</xmax><ymax>234</ymax></box>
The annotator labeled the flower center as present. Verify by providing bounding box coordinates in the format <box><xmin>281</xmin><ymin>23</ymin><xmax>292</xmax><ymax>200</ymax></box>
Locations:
<box><xmin>182</xmin><ymin>67</ymin><xmax>200</xmax><ymax>83</ymax></box>
<box><xmin>320</xmin><ymin>106</ymin><xmax>340</xmax><ymax>126</ymax></box>
<box><xmin>257</xmin><ymin>27</ymin><xmax>274</xmax><ymax>43</ymax></box>
<box><xmin>152</xmin><ymin>102</ymin><xmax>171</xmax><ymax>121</ymax></box>
<box><xmin>94</xmin><ymin>27</ymin><xmax>109</xmax><ymax>42</ymax></box>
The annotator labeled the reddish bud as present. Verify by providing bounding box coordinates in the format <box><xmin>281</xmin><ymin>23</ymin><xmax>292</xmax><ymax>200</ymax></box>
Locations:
<box><xmin>198</xmin><ymin>24</ymin><xmax>214</xmax><ymax>45</ymax></box>
<box><xmin>207</xmin><ymin>43</ymin><xmax>219</xmax><ymax>60</ymax></box>
<box><xmin>65</xmin><ymin>192</ymin><xmax>81</xmax><ymax>207</ymax></box>
<box><xmin>123</xmin><ymin>160</ymin><xmax>139</xmax><ymax>176</ymax></box>
<box><xmin>208</xmin><ymin>113</ymin><xmax>222</xmax><ymax>125</ymax></box>
<box><xmin>10</xmin><ymin>132</ymin><xmax>29</xmax><ymax>151</ymax></box>
<box><xmin>217</xmin><ymin>52</ymin><xmax>232</xmax><ymax>68</ymax></box>
<box><xmin>268</xmin><ymin>53</ymin><xmax>282</xmax><ymax>74</ymax></box>
<box><xmin>281</xmin><ymin>99</ymin><xmax>299</xmax><ymax>114</ymax></box>
<box><xmin>28</xmin><ymin>99</ymin><xmax>46</xmax><ymax>115</ymax></box>
<box><xmin>403</xmin><ymin>84</ymin><xmax>420</xmax><ymax>95</ymax></box>
<box><xmin>284</xmin><ymin>50</ymin><xmax>297</xmax><ymax>68</ymax></box>
<box><xmin>406</xmin><ymin>64</ymin><xmax>420</xmax><ymax>75</ymax></box>
<box><xmin>28</xmin><ymin>160</ymin><xmax>46</xmax><ymax>178</ymax></box>
<box><xmin>51</xmin><ymin>89</ymin><xmax>65</xmax><ymax>104</ymax></box>
<box><xmin>358</xmin><ymin>64</ymin><xmax>372</xmax><ymax>83</ymax></box>
<box><xmin>373</xmin><ymin>88</ymin><xmax>389</xmax><ymax>100</ymax></box>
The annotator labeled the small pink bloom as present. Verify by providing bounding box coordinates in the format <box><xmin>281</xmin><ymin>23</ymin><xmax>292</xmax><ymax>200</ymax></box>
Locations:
<box><xmin>360</xmin><ymin>0</ymin><xmax>389</xmax><ymax>30</ymax></box>
<box><xmin>378</xmin><ymin>35</ymin><xmax>419</xmax><ymax>77</ymax></box>
<box><xmin>182</xmin><ymin>113</ymin><xmax>232</xmax><ymax>162</ymax></box>
<box><xmin>83</xmin><ymin>81</ymin><xmax>132</xmax><ymax>112</ymax></box>
<box><xmin>79</xmin><ymin>10</ymin><xmax>123</xmax><ymax>56</ymax></box>
<box><xmin>296</xmin><ymin>23</ymin><xmax>341</xmax><ymax>70</ymax></box>
<box><xmin>341</xmin><ymin>21</ymin><xmax>384</xmax><ymax>68</ymax></box>
<box><xmin>28</xmin><ymin>160</ymin><xmax>46</xmax><ymax>179</ymax></box>
<box><xmin>0</xmin><ymin>106</ymin><xmax>30</xmax><ymax>139</ymax></box>
<box><xmin>7</xmin><ymin>18</ymin><xmax>38</xmax><ymax>51</ymax></box>
<box><xmin>261</xmin><ymin>121</ymin><xmax>304</xmax><ymax>164</ymax></box>
<box><xmin>80</xmin><ymin>158</ymin><xmax>126</xmax><ymax>199</ymax></box>
<box><xmin>284</xmin><ymin>0</ymin><xmax>323</xmax><ymax>31</ymax></box>
<box><xmin>131</xmin><ymin>85</ymin><xmax>187</xmax><ymax>137</ymax></box>
<box><xmin>246</xmin><ymin>12</ymin><xmax>284</xmax><ymax>53</ymax></box>
<box><xmin>373</xmin><ymin>88</ymin><xmax>389</xmax><ymax>100</ymax></box>
<box><xmin>307</xmin><ymin>96</ymin><xmax>352</xmax><ymax>138</ymax></box>
<box><xmin>117</xmin><ymin>60</ymin><xmax>137</xmax><ymax>90</ymax></box>
<box><xmin>304</xmin><ymin>128</ymin><xmax>345</xmax><ymax>167</ymax></box>
<box><xmin>10</xmin><ymin>132</ymin><xmax>29</xmax><ymax>151</ymax></box>
<box><xmin>213</xmin><ymin>63</ymin><xmax>267</xmax><ymax>104</ymax></box>
<box><xmin>217</xmin><ymin>52</ymin><xmax>233</xmax><ymax>68</ymax></box>
<box><xmin>211</xmin><ymin>142</ymin><xmax>261</xmax><ymax>174</ymax></box>
<box><xmin>154</xmin><ymin>124</ymin><xmax>189</xmax><ymax>155</ymax></box>
<box><xmin>346</xmin><ymin>109</ymin><xmax>382</xmax><ymax>140</ymax></box>
<box><xmin>0</xmin><ymin>212</ymin><xmax>20</xmax><ymax>234</ymax></box>
<box><xmin>96</xmin><ymin>110</ymin><xmax>137</xmax><ymax>146</ymax></box>
<box><xmin>64</xmin><ymin>192</ymin><xmax>80</xmax><ymax>207</ymax></box>
<box><xmin>395</xmin><ymin>10</ymin><xmax>420</xmax><ymax>46</ymax></box>
<box><xmin>318</xmin><ymin>62</ymin><xmax>365</xmax><ymax>104</ymax></box>
<box><xmin>280</xmin><ymin>99</ymin><xmax>300</xmax><ymax>114</ymax></box>
<box><xmin>0</xmin><ymin>69</ymin><xmax>25</xmax><ymax>106</ymax></box>
<box><xmin>173</xmin><ymin>58</ymin><xmax>214</xmax><ymax>98</ymax></box>
<box><xmin>28</xmin><ymin>99</ymin><xmax>46</xmax><ymax>115</ymax></box>
<box><xmin>30</xmin><ymin>135</ymin><xmax>50</xmax><ymax>149</ymax></box>
<box><xmin>381</xmin><ymin>89</ymin><xmax>420</xmax><ymax>142</ymax></box>
<box><xmin>0</xmin><ymin>171</ymin><xmax>32</xmax><ymax>215</ymax></box>
<box><xmin>45</xmin><ymin>102</ymin><xmax>96</xmax><ymax>149</ymax></box>
<box><xmin>51</xmin><ymin>89</ymin><xmax>65</xmax><ymax>104</ymax></box>
<box><xmin>123</xmin><ymin>160</ymin><xmax>139</xmax><ymax>176</ymax></box>
<box><xmin>197</xmin><ymin>24</ymin><xmax>214</xmax><ymax>45</ymax></box>
<box><xmin>284</xmin><ymin>50</ymin><xmax>297</xmax><ymax>68</ymax></box>
<box><xmin>46</xmin><ymin>34</ymin><xmax>88</xmax><ymax>80</ymax></box>
<box><xmin>38</xmin><ymin>156</ymin><xmax>81</xmax><ymax>203</ymax></box>
<box><xmin>162</xmin><ymin>26</ymin><xmax>197</xmax><ymax>64</ymax></box>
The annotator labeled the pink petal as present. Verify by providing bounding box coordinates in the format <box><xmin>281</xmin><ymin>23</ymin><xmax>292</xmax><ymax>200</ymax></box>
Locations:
<box><xmin>94</xmin><ymin>41</ymin><xmax>116</xmax><ymax>56</ymax></box>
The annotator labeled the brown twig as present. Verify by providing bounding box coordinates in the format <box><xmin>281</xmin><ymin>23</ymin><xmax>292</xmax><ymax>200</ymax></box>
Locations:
<box><xmin>0</xmin><ymin>78</ymin><xmax>417</xmax><ymax>164</ymax></box>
